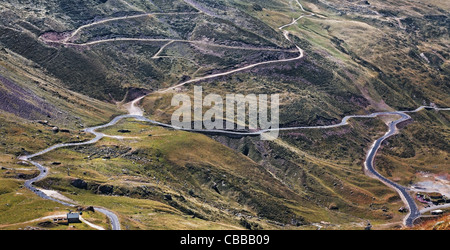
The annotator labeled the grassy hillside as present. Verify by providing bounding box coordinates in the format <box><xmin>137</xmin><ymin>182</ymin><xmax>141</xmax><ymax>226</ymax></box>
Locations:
<box><xmin>1</xmin><ymin>0</ymin><xmax>448</xmax><ymax>115</ymax></box>
<box><xmin>0</xmin><ymin>0</ymin><xmax>448</xmax><ymax>230</ymax></box>
<box><xmin>15</xmin><ymin>116</ymin><xmax>401</xmax><ymax>229</ymax></box>
<box><xmin>376</xmin><ymin>111</ymin><xmax>449</xmax><ymax>186</ymax></box>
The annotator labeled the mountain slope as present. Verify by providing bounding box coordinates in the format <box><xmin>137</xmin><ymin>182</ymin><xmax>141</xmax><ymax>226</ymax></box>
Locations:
<box><xmin>0</xmin><ymin>0</ymin><xmax>448</xmax><ymax>230</ymax></box>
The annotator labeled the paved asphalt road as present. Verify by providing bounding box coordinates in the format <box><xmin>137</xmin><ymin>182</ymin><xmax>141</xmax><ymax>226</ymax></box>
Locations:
<box><xmin>363</xmin><ymin>112</ymin><xmax>420</xmax><ymax>226</ymax></box>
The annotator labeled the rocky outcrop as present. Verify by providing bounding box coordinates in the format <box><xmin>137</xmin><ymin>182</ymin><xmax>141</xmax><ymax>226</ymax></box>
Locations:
<box><xmin>70</xmin><ymin>178</ymin><xmax>88</xmax><ymax>189</ymax></box>
<box><xmin>98</xmin><ymin>185</ymin><xmax>114</xmax><ymax>195</ymax></box>
<box><xmin>76</xmin><ymin>206</ymin><xmax>95</xmax><ymax>212</ymax></box>
<box><xmin>211</xmin><ymin>183</ymin><xmax>221</xmax><ymax>194</ymax></box>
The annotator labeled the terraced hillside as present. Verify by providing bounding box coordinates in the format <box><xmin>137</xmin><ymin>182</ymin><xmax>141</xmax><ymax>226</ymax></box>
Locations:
<box><xmin>0</xmin><ymin>0</ymin><xmax>448</xmax><ymax>230</ymax></box>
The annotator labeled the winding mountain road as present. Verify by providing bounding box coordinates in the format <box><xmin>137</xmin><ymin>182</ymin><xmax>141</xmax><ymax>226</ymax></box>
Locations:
<box><xmin>363</xmin><ymin>112</ymin><xmax>421</xmax><ymax>226</ymax></box>
<box><xmin>19</xmin><ymin>158</ymin><xmax>122</xmax><ymax>230</ymax></box>
<box><xmin>19</xmin><ymin>94</ymin><xmax>449</xmax><ymax>228</ymax></box>
<box><xmin>23</xmin><ymin>2</ymin><xmax>308</xmax><ymax>231</ymax></box>
<box><xmin>19</xmin><ymin>0</ymin><xmax>449</xmax><ymax>229</ymax></box>
<box><xmin>18</xmin><ymin>117</ymin><xmax>132</xmax><ymax>230</ymax></box>
<box><xmin>159</xmin><ymin>45</ymin><xmax>304</xmax><ymax>93</ymax></box>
